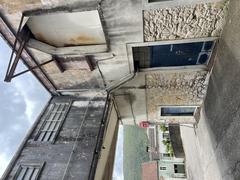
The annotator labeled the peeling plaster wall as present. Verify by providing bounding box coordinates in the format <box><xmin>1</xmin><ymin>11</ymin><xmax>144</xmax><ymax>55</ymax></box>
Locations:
<box><xmin>0</xmin><ymin>0</ymin><xmax>144</xmax><ymax>92</ymax></box>
<box><xmin>0</xmin><ymin>0</ymin><xmax>41</xmax><ymax>14</ymax></box>
<box><xmin>0</xmin><ymin>0</ymin><xmax>229</xmax><ymax>93</ymax></box>
<box><xmin>28</xmin><ymin>48</ymin><xmax>104</xmax><ymax>90</ymax></box>
<box><xmin>146</xmin><ymin>70</ymin><xmax>209</xmax><ymax>123</ymax></box>
<box><xmin>143</xmin><ymin>1</ymin><xmax>228</xmax><ymax>41</ymax></box>
<box><xmin>0</xmin><ymin>0</ymin><xmax>80</xmax><ymax>14</ymax></box>
<box><xmin>5</xmin><ymin>93</ymin><xmax>108</xmax><ymax>180</ymax></box>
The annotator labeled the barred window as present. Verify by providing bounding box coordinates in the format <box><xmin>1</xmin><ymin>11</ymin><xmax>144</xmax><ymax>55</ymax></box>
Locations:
<box><xmin>36</xmin><ymin>102</ymin><xmax>71</xmax><ymax>142</ymax></box>
<box><xmin>14</xmin><ymin>163</ymin><xmax>44</xmax><ymax>180</ymax></box>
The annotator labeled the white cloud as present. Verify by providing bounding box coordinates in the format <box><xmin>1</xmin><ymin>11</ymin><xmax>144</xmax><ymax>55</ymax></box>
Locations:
<box><xmin>112</xmin><ymin>125</ymin><xmax>124</xmax><ymax>180</ymax></box>
<box><xmin>0</xmin><ymin>153</ymin><xmax>10</xmax><ymax>177</ymax></box>
<box><xmin>13</xmin><ymin>75</ymin><xmax>38</xmax><ymax>123</ymax></box>
<box><xmin>12</xmin><ymin>66</ymin><xmax>49</xmax><ymax>123</ymax></box>
<box><xmin>0</xmin><ymin>37</ymin><xmax>50</xmax><ymax>177</ymax></box>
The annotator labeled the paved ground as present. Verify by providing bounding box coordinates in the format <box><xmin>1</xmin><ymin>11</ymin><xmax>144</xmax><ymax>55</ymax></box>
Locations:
<box><xmin>181</xmin><ymin>0</ymin><xmax>240</xmax><ymax>179</ymax></box>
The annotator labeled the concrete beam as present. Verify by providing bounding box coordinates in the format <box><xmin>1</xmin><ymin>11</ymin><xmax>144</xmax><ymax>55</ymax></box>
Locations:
<box><xmin>27</xmin><ymin>38</ymin><xmax>108</xmax><ymax>56</ymax></box>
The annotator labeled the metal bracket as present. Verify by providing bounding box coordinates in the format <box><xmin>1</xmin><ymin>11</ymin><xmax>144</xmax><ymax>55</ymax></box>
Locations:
<box><xmin>4</xmin><ymin>15</ymin><xmax>25</xmax><ymax>82</ymax></box>
<box><xmin>4</xmin><ymin>15</ymin><xmax>65</xmax><ymax>82</ymax></box>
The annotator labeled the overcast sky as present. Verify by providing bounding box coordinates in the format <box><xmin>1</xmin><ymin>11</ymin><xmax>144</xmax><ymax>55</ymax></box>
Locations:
<box><xmin>112</xmin><ymin>125</ymin><xmax>124</xmax><ymax>180</ymax></box>
<box><xmin>0</xmin><ymin>37</ymin><xmax>50</xmax><ymax>176</ymax></box>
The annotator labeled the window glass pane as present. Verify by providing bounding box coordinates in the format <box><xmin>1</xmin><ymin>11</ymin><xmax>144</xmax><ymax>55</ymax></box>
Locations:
<box><xmin>160</xmin><ymin>166</ymin><xmax>166</xmax><ymax>170</ymax></box>
<box><xmin>133</xmin><ymin>41</ymin><xmax>215</xmax><ymax>68</ymax></box>
<box><xmin>36</xmin><ymin>102</ymin><xmax>70</xmax><ymax>142</ymax></box>
<box><xmin>15</xmin><ymin>165</ymin><xmax>42</xmax><ymax>180</ymax></box>
<box><xmin>42</xmin><ymin>121</ymin><xmax>51</xmax><ymax>131</ymax></box>
<box><xmin>149</xmin><ymin>0</ymin><xmax>172</xmax><ymax>2</ymax></box>
<box><xmin>161</xmin><ymin>107</ymin><xmax>196</xmax><ymax>116</ymax></box>
<box><xmin>30</xmin><ymin>169</ymin><xmax>39</xmax><ymax>180</ymax></box>
<box><xmin>163</xmin><ymin>133</ymin><xmax>170</xmax><ymax>139</ymax></box>
<box><xmin>174</xmin><ymin>164</ymin><xmax>185</xmax><ymax>174</ymax></box>
<box><xmin>23</xmin><ymin>167</ymin><xmax>34</xmax><ymax>180</ymax></box>
<box><xmin>163</xmin><ymin>153</ymin><xmax>171</xmax><ymax>157</ymax></box>
<box><xmin>16</xmin><ymin>167</ymin><xmax>27</xmax><ymax>180</ymax></box>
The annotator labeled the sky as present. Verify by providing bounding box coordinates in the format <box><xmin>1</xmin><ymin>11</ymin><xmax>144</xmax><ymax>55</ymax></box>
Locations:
<box><xmin>0</xmin><ymin>37</ymin><xmax>50</xmax><ymax>176</ymax></box>
<box><xmin>112</xmin><ymin>125</ymin><xmax>124</xmax><ymax>180</ymax></box>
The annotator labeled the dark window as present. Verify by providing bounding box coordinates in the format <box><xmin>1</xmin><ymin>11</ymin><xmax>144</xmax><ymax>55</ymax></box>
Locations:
<box><xmin>149</xmin><ymin>0</ymin><xmax>172</xmax><ymax>3</ymax></box>
<box><xmin>161</xmin><ymin>107</ymin><xmax>196</xmax><ymax>116</ymax></box>
<box><xmin>160</xmin><ymin>166</ymin><xmax>167</xmax><ymax>170</ymax></box>
<box><xmin>162</xmin><ymin>153</ymin><xmax>171</xmax><ymax>157</ymax></box>
<box><xmin>174</xmin><ymin>164</ymin><xmax>185</xmax><ymax>174</ymax></box>
<box><xmin>14</xmin><ymin>163</ymin><xmax>44</xmax><ymax>180</ymax></box>
<box><xmin>133</xmin><ymin>41</ymin><xmax>215</xmax><ymax>69</ymax></box>
<box><xmin>36</xmin><ymin>102</ymin><xmax>71</xmax><ymax>142</ymax></box>
<box><xmin>163</xmin><ymin>133</ymin><xmax>170</xmax><ymax>139</ymax></box>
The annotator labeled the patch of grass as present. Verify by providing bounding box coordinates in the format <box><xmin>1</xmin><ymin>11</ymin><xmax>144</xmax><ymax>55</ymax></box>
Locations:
<box><xmin>123</xmin><ymin>125</ymin><xmax>150</xmax><ymax>180</ymax></box>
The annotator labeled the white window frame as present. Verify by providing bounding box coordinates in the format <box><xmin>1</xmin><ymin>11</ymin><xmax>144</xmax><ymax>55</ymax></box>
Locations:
<box><xmin>159</xmin><ymin>106</ymin><xmax>198</xmax><ymax>118</ymax></box>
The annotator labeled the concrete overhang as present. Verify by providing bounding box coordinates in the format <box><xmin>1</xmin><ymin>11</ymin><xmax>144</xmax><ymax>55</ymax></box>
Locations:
<box><xmin>21</xmin><ymin>10</ymin><xmax>108</xmax><ymax>56</ymax></box>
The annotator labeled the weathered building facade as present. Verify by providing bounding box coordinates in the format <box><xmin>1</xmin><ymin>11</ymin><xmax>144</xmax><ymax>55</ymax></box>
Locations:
<box><xmin>0</xmin><ymin>0</ymin><xmax>229</xmax><ymax>179</ymax></box>
<box><xmin>1</xmin><ymin>92</ymin><xmax>119</xmax><ymax>180</ymax></box>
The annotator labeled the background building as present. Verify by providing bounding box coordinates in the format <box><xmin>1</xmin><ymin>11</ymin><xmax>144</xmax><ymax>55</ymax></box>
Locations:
<box><xmin>146</xmin><ymin>124</ymin><xmax>186</xmax><ymax>179</ymax></box>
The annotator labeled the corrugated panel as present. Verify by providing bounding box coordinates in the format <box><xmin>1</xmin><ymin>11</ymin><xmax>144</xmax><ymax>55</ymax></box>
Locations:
<box><xmin>27</xmin><ymin>10</ymin><xmax>106</xmax><ymax>47</ymax></box>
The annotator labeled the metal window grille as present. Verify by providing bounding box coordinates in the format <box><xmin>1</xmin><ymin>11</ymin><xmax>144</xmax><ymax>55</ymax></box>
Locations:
<box><xmin>36</xmin><ymin>102</ymin><xmax>71</xmax><ymax>142</ymax></box>
<box><xmin>14</xmin><ymin>163</ymin><xmax>44</xmax><ymax>180</ymax></box>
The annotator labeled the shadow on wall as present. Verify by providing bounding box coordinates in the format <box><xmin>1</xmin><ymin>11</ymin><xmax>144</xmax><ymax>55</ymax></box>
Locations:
<box><xmin>203</xmin><ymin>23</ymin><xmax>240</xmax><ymax>179</ymax></box>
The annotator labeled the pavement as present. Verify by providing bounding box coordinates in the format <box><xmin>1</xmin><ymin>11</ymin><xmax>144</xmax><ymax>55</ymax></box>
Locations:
<box><xmin>181</xmin><ymin>0</ymin><xmax>240</xmax><ymax>179</ymax></box>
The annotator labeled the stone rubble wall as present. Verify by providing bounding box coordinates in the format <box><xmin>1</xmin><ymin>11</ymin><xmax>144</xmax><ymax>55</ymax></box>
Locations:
<box><xmin>143</xmin><ymin>1</ymin><xmax>229</xmax><ymax>41</ymax></box>
<box><xmin>146</xmin><ymin>70</ymin><xmax>209</xmax><ymax>122</ymax></box>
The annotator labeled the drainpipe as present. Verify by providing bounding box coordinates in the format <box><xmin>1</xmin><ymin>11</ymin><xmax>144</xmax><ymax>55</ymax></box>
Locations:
<box><xmin>106</xmin><ymin>72</ymin><xmax>136</xmax><ymax>93</ymax></box>
<box><xmin>55</xmin><ymin>72</ymin><xmax>136</xmax><ymax>95</ymax></box>
<box><xmin>88</xmin><ymin>72</ymin><xmax>136</xmax><ymax>180</ymax></box>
